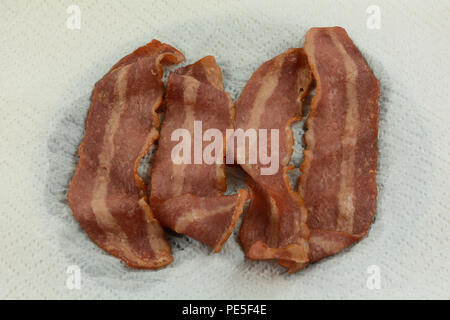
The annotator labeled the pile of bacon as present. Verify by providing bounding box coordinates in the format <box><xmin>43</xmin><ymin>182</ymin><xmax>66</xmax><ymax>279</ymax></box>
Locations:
<box><xmin>69</xmin><ymin>27</ymin><xmax>379</xmax><ymax>273</ymax></box>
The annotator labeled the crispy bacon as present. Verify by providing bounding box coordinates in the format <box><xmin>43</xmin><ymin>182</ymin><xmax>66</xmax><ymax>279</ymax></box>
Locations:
<box><xmin>236</xmin><ymin>48</ymin><xmax>314</xmax><ymax>265</ymax></box>
<box><xmin>68</xmin><ymin>40</ymin><xmax>185</xmax><ymax>269</ymax></box>
<box><xmin>281</xmin><ymin>27</ymin><xmax>380</xmax><ymax>272</ymax></box>
<box><xmin>150</xmin><ymin>56</ymin><xmax>249</xmax><ymax>251</ymax></box>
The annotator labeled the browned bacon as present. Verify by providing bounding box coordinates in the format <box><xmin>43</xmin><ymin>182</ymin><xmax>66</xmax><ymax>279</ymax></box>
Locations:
<box><xmin>236</xmin><ymin>48</ymin><xmax>314</xmax><ymax>266</ymax></box>
<box><xmin>150</xmin><ymin>56</ymin><xmax>249</xmax><ymax>251</ymax></box>
<box><xmin>281</xmin><ymin>27</ymin><xmax>380</xmax><ymax>272</ymax></box>
<box><xmin>68</xmin><ymin>40</ymin><xmax>185</xmax><ymax>269</ymax></box>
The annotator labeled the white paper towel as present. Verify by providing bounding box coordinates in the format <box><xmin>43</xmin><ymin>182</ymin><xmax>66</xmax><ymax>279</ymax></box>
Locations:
<box><xmin>0</xmin><ymin>0</ymin><xmax>449</xmax><ymax>299</ymax></box>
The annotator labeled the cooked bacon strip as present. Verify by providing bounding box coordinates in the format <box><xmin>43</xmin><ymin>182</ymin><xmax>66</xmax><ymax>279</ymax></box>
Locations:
<box><xmin>68</xmin><ymin>40</ymin><xmax>185</xmax><ymax>269</ymax></box>
<box><xmin>236</xmin><ymin>48</ymin><xmax>313</xmax><ymax>265</ymax></box>
<box><xmin>150</xmin><ymin>57</ymin><xmax>249</xmax><ymax>251</ymax></box>
<box><xmin>281</xmin><ymin>27</ymin><xmax>380</xmax><ymax>273</ymax></box>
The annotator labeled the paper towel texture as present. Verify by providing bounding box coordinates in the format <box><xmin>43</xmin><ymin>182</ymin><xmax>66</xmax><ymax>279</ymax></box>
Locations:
<box><xmin>0</xmin><ymin>0</ymin><xmax>449</xmax><ymax>299</ymax></box>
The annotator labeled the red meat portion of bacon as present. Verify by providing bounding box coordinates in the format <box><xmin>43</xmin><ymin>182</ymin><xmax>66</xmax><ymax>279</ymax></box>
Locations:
<box><xmin>282</xmin><ymin>27</ymin><xmax>380</xmax><ymax>273</ymax></box>
<box><xmin>150</xmin><ymin>56</ymin><xmax>249</xmax><ymax>251</ymax></box>
<box><xmin>68</xmin><ymin>40</ymin><xmax>185</xmax><ymax>269</ymax></box>
<box><xmin>236</xmin><ymin>48</ymin><xmax>314</xmax><ymax>266</ymax></box>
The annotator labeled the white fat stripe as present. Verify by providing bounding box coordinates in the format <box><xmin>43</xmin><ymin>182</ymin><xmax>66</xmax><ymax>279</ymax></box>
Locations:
<box><xmin>330</xmin><ymin>31</ymin><xmax>359</xmax><ymax>234</ymax></box>
<box><xmin>174</xmin><ymin>202</ymin><xmax>236</xmax><ymax>232</ymax></box>
<box><xmin>171</xmin><ymin>77</ymin><xmax>200</xmax><ymax>197</ymax></box>
<box><xmin>243</xmin><ymin>57</ymin><xmax>284</xmax><ymax>167</ymax></box>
